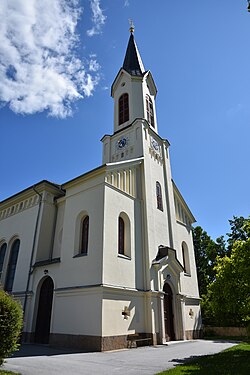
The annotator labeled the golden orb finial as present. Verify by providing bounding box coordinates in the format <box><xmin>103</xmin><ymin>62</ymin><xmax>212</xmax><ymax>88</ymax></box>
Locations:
<box><xmin>129</xmin><ymin>19</ymin><xmax>134</xmax><ymax>33</ymax></box>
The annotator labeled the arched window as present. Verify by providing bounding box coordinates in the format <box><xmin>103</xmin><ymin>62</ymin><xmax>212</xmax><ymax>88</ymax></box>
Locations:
<box><xmin>0</xmin><ymin>243</ymin><xmax>7</xmax><ymax>279</ymax></box>
<box><xmin>156</xmin><ymin>182</ymin><xmax>163</xmax><ymax>211</ymax></box>
<box><xmin>118</xmin><ymin>217</ymin><xmax>125</xmax><ymax>255</ymax></box>
<box><xmin>182</xmin><ymin>242</ymin><xmax>190</xmax><ymax>275</ymax></box>
<box><xmin>146</xmin><ymin>95</ymin><xmax>154</xmax><ymax>128</ymax></box>
<box><xmin>118</xmin><ymin>213</ymin><xmax>131</xmax><ymax>257</ymax></box>
<box><xmin>80</xmin><ymin>216</ymin><xmax>89</xmax><ymax>254</ymax></box>
<box><xmin>5</xmin><ymin>239</ymin><xmax>20</xmax><ymax>292</ymax></box>
<box><xmin>119</xmin><ymin>93</ymin><xmax>129</xmax><ymax>125</ymax></box>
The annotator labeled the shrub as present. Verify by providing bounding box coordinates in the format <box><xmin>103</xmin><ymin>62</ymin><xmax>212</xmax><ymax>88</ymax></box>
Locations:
<box><xmin>0</xmin><ymin>289</ymin><xmax>23</xmax><ymax>366</ymax></box>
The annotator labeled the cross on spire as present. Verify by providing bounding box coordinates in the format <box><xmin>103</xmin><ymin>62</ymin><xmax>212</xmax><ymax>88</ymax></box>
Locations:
<box><xmin>129</xmin><ymin>19</ymin><xmax>134</xmax><ymax>33</ymax></box>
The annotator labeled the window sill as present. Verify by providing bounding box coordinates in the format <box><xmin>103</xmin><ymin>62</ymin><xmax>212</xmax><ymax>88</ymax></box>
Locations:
<box><xmin>118</xmin><ymin>254</ymin><xmax>131</xmax><ymax>261</ymax></box>
<box><xmin>184</xmin><ymin>272</ymin><xmax>191</xmax><ymax>277</ymax></box>
<box><xmin>73</xmin><ymin>253</ymin><xmax>88</xmax><ymax>258</ymax></box>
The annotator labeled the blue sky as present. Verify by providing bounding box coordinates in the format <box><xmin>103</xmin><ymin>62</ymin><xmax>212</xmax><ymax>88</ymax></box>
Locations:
<box><xmin>0</xmin><ymin>0</ymin><xmax>249</xmax><ymax>240</ymax></box>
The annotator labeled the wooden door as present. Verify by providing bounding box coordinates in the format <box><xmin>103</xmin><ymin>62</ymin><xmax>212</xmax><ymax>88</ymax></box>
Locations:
<box><xmin>163</xmin><ymin>283</ymin><xmax>175</xmax><ymax>341</ymax></box>
<box><xmin>35</xmin><ymin>277</ymin><xmax>54</xmax><ymax>344</ymax></box>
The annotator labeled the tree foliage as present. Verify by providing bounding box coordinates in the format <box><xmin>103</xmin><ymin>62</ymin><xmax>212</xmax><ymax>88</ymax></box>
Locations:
<box><xmin>0</xmin><ymin>289</ymin><xmax>23</xmax><ymax>366</ymax></box>
<box><xmin>193</xmin><ymin>215</ymin><xmax>250</xmax><ymax>327</ymax></box>
<box><xmin>207</xmin><ymin>237</ymin><xmax>250</xmax><ymax>326</ymax></box>
<box><xmin>192</xmin><ymin>227</ymin><xmax>226</xmax><ymax>296</ymax></box>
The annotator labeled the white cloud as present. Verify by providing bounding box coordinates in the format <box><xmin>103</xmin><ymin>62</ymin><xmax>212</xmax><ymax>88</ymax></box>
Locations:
<box><xmin>0</xmin><ymin>0</ymin><xmax>101</xmax><ymax>118</ymax></box>
<box><xmin>89</xmin><ymin>59</ymin><xmax>100</xmax><ymax>72</ymax></box>
<box><xmin>124</xmin><ymin>0</ymin><xmax>130</xmax><ymax>7</ymax></box>
<box><xmin>87</xmin><ymin>0</ymin><xmax>106</xmax><ymax>37</ymax></box>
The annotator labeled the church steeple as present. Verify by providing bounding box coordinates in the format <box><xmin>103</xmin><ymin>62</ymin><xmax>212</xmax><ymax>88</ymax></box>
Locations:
<box><xmin>111</xmin><ymin>26</ymin><xmax>158</xmax><ymax>134</ymax></box>
<box><xmin>122</xmin><ymin>32</ymin><xmax>145</xmax><ymax>77</ymax></box>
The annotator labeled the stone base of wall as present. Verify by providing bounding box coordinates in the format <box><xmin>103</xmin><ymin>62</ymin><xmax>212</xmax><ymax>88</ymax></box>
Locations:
<box><xmin>185</xmin><ymin>329</ymin><xmax>203</xmax><ymax>340</ymax></box>
<box><xmin>22</xmin><ymin>332</ymin><xmax>35</xmax><ymax>343</ymax></box>
<box><xmin>21</xmin><ymin>332</ymin><xmax>155</xmax><ymax>352</ymax></box>
<box><xmin>50</xmin><ymin>333</ymin><xmax>102</xmax><ymax>352</ymax></box>
<box><xmin>101</xmin><ymin>335</ymin><xmax>128</xmax><ymax>351</ymax></box>
<box><xmin>204</xmin><ymin>326</ymin><xmax>248</xmax><ymax>337</ymax></box>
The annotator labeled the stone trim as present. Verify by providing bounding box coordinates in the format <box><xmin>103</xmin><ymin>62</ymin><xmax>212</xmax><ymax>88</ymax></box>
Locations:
<box><xmin>185</xmin><ymin>329</ymin><xmax>203</xmax><ymax>340</ymax></box>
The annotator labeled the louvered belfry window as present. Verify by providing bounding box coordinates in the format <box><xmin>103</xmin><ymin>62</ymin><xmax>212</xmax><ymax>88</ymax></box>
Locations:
<box><xmin>146</xmin><ymin>94</ymin><xmax>154</xmax><ymax>128</ymax></box>
<box><xmin>156</xmin><ymin>181</ymin><xmax>163</xmax><ymax>211</ymax></box>
<box><xmin>119</xmin><ymin>93</ymin><xmax>129</xmax><ymax>125</ymax></box>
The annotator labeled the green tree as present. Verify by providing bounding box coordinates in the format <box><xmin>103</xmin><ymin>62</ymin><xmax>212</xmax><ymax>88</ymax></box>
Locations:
<box><xmin>192</xmin><ymin>227</ymin><xmax>226</xmax><ymax>296</ymax></box>
<box><xmin>207</xmin><ymin>237</ymin><xmax>250</xmax><ymax>326</ymax></box>
<box><xmin>0</xmin><ymin>289</ymin><xmax>23</xmax><ymax>366</ymax></box>
<box><xmin>227</xmin><ymin>216</ymin><xmax>250</xmax><ymax>254</ymax></box>
<box><xmin>193</xmin><ymin>216</ymin><xmax>250</xmax><ymax>326</ymax></box>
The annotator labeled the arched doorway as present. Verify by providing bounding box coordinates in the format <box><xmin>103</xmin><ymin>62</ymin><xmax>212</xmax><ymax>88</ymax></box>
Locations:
<box><xmin>35</xmin><ymin>277</ymin><xmax>54</xmax><ymax>344</ymax></box>
<box><xmin>163</xmin><ymin>283</ymin><xmax>175</xmax><ymax>341</ymax></box>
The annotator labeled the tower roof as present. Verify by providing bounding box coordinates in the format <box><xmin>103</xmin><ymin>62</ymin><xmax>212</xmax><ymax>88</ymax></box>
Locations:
<box><xmin>122</xmin><ymin>32</ymin><xmax>145</xmax><ymax>76</ymax></box>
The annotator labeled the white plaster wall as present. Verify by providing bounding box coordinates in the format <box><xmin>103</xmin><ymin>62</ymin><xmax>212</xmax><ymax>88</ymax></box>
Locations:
<box><xmin>102</xmin><ymin>290</ymin><xmax>145</xmax><ymax>336</ymax></box>
<box><xmin>174</xmin><ymin>222</ymin><xmax>200</xmax><ymax>297</ymax></box>
<box><xmin>184</xmin><ymin>303</ymin><xmax>202</xmax><ymax>331</ymax></box>
<box><xmin>35</xmin><ymin>194</ymin><xmax>57</xmax><ymax>262</ymax></box>
<box><xmin>56</xmin><ymin>178</ymin><xmax>105</xmax><ymax>288</ymax></box>
<box><xmin>51</xmin><ymin>289</ymin><xmax>102</xmax><ymax>336</ymax></box>
<box><xmin>141</xmin><ymin>126</ymin><xmax>171</xmax><ymax>264</ymax></box>
<box><xmin>52</xmin><ymin>201</ymin><xmax>65</xmax><ymax>259</ymax></box>
<box><xmin>102</xmin><ymin>185</ymin><xmax>136</xmax><ymax>288</ymax></box>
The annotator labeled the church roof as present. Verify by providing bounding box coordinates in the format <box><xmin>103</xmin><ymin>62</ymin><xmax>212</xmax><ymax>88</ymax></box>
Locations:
<box><xmin>122</xmin><ymin>32</ymin><xmax>145</xmax><ymax>76</ymax></box>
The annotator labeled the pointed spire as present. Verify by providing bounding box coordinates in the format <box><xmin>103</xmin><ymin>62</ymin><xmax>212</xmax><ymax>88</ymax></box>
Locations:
<box><xmin>122</xmin><ymin>23</ymin><xmax>145</xmax><ymax>77</ymax></box>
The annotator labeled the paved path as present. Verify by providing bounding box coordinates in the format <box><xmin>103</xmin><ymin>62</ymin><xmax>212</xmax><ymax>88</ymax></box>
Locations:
<box><xmin>3</xmin><ymin>340</ymin><xmax>237</xmax><ymax>375</ymax></box>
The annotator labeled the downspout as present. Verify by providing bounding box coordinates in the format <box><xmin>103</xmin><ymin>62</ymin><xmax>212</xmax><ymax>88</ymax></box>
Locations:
<box><xmin>23</xmin><ymin>185</ymin><xmax>43</xmax><ymax>331</ymax></box>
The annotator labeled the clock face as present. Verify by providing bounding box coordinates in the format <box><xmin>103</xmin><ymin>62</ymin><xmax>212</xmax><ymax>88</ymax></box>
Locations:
<box><xmin>118</xmin><ymin>137</ymin><xmax>127</xmax><ymax>149</ymax></box>
<box><xmin>151</xmin><ymin>137</ymin><xmax>160</xmax><ymax>152</ymax></box>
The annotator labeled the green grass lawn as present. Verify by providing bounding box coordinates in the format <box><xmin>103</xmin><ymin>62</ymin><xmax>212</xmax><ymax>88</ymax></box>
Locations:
<box><xmin>157</xmin><ymin>342</ymin><xmax>250</xmax><ymax>375</ymax></box>
<box><xmin>0</xmin><ymin>371</ymin><xmax>20</xmax><ymax>375</ymax></box>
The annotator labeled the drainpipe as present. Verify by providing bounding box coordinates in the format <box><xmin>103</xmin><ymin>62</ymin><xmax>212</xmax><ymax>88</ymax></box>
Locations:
<box><xmin>22</xmin><ymin>185</ymin><xmax>43</xmax><ymax>333</ymax></box>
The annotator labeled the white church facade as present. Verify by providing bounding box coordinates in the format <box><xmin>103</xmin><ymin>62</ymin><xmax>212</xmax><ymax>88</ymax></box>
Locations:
<box><xmin>0</xmin><ymin>29</ymin><xmax>202</xmax><ymax>351</ymax></box>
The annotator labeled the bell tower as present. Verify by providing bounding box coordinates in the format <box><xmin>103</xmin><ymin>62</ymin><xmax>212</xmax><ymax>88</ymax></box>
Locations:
<box><xmin>111</xmin><ymin>25</ymin><xmax>158</xmax><ymax>134</ymax></box>
<box><xmin>102</xmin><ymin>26</ymin><xmax>160</xmax><ymax>164</ymax></box>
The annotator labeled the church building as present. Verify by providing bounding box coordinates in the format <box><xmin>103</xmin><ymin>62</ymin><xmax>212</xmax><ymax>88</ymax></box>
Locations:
<box><xmin>0</xmin><ymin>28</ymin><xmax>202</xmax><ymax>351</ymax></box>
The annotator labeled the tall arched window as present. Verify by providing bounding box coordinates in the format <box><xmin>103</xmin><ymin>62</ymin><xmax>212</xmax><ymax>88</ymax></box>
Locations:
<box><xmin>80</xmin><ymin>216</ymin><xmax>89</xmax><ymax>254</ymax></box>
<box><xmin>0</xmin><ymin>243</ymin><xmax>7</xmax><ymax>279</ymax></box>
<box><xmin>119</xmin><ymin>93</ymin><xmax>129</xmax><ymax>125</ymax></box>
<box><xmin>182</xmin><ymin>242</ymin><xmax>190</xmax><ymax>275</ymax></box>
<box><xmin>146</xmin><ymin>95</ymin><xmax>154</xmax><ymax>128</ymax></box>
<box><xmin>156</xmin><ymin>182</ymin><xmax>163</xmax><ymax>211</ymax></box>
<box><xmin>118</xmin><ymin>217</ymin><xmax>125</xmax><ymax>255</ymax></box>
<box><xmin>5</xmin><ymin>239</ymin><xmax>20</xmax><ymax>292</ymax></box>
<box><xmin>118</xmin><ymin>213</ymin><xmax>131</xmax><ymax>258</ymax></box>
